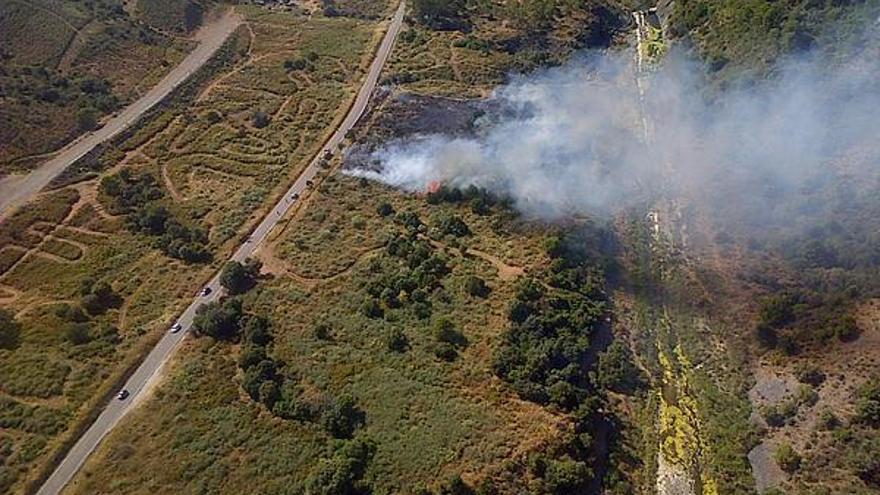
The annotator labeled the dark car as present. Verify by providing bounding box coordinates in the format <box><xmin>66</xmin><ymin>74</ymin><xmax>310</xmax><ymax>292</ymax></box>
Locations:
<box><xmin>200</xmin><ymin>287</ymin><xmax>212</xmax><ymax>297</ymax></box>
<box><xmin>117</xmin><ymin>389</ymin><xmax>130</xmax><ymax>400</ymax></box>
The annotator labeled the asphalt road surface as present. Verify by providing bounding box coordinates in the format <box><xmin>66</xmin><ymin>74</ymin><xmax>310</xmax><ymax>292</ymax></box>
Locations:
<box><xmin>0</xmin><ymin>11</ymin><xmax>241</xmax><ymax>220</ymax></box>
<box><xmin>37</xmin><ymin>3</ymin><xmax>406</xmax><ymax>494</ymax></box>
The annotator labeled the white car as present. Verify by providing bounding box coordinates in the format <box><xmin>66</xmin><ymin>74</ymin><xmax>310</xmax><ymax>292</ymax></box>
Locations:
<box><xmin>170</xmin><ymin>323</ymin><xmax>182</xmax><ymax>333</ymax></box>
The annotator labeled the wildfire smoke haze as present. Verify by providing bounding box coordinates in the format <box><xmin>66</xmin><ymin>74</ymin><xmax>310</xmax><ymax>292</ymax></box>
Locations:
<box><xmin>346</xmin><ymin>37</ymin><xmax>880</xmax><ymax>232</ymax></box>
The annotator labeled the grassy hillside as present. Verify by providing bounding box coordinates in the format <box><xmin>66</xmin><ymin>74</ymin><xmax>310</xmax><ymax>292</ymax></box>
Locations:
<box><xmin>668</xmin><ymin>0</ymin><xmax>880</xmax><ymax>81</ymax></box>
<box><xmin>0</xmin><ymin>0</ymin><xmax>193</xmax><ymax>175</ymax></box>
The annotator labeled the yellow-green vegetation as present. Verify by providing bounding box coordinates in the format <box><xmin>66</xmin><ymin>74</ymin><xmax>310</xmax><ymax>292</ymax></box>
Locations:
<box><xmin>656</xmin><ymin>331</ymin><xmax>718</xmax><ymax>495</ymax></box>
<box><xmin>0</xmin><ymin>0</ymin><xmax>192</xmax><ymax>173</ymax></box>
<box><xmin>0</xmin><ymin>4</ymin><xmax>385</xmax><ymax>492</ymax></box>
<box><xmin>641</xmin><ymin>24</ymin><xmax>667</xmax><ymax>64</ymax></box>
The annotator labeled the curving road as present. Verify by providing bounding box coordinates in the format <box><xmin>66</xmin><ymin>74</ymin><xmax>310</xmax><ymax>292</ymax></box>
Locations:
<box><xmin>37</xmin><ymin>3</ymin><xmax>406</xmax><ymax>494</ymax></box>
<box><xmin>0</xmin><ymin>11</ymin><xmax>242</xmax><ymax>220</ymax></box>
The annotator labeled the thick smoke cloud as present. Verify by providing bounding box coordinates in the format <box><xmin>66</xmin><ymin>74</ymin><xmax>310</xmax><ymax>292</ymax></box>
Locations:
<box><xmin>346</xmin><ymin>35</ymin><xmax>880</xmax><ymax>222</ymax></box>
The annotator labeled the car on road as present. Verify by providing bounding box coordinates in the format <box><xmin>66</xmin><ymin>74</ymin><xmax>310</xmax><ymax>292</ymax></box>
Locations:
<box><xmin>170</xmin><ymin>322</ymin><xmax>182</xmax><ymax>333</ymax></box>
<box><xmin>291</xmin><ymin>193</ymin><xmax>299</xmax><ymax>201</ymax></box>
<box><xmin>117</xmin><ymin>389</ymin><xmax>130</xmax><ymax>400</ymax></box>
<box><xmin>200</xmin><ymin>287</ymin><xmax>212</xmax><ymax>297</ymax></box>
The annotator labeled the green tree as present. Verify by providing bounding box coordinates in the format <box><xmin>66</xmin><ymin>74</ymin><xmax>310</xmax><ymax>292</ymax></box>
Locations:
<box><xmin>464</xmin><ymin>275</ymin><xmax>489</xmax><ymax>298</ymax></box>
<box><xmin>595</xmin><ymin>341</ymin><xmax>644</xmax><ymax>394</ymax></box>
<box><xmin>76</xmin><ymin>106</ymin><xmax>99</xmax><ymax>131</ymax></box>
<box><xmin>433</xmin><ymin>317</ymin><xmax>467</xmax><ymax>347</ymax></box>
<box><xmin>259</xmin><ymin>380</ymin><xmax>280</xmax><ymax>409</ymax></box>
<box><xmin>192</xmin><ymin>298</ymin><xmax>243</xmax><ymax>340</ymax></box>
<box><xmin>63</xmin><ymin>323</ymin><xmax>92</xmax><ymax>345</ymax></box>
<box><xmin>377</xmin><ymin>202</ymin><xmax>394</xmax><ymax>217</ymax></box>
<box><xmin>243</xmin><ymin>315</ymin><xmax>272</xmax><ymax>345</ymax></box>
<box><xmin>0</xmin><ymin>310</ymin><xmax>21</xmax><ymax>350</ymax></box>
<box><xmin>253</xmin><ymin>111</ymin><xmax>271</xmax><ymax>129</ymax></box>
<box><xmin>220</xmin><ymin>259</ymin><xmax>261</xmax><ymax>295</ymax></box>
<box><xmin>543</xmin><ymin>458</ymin><xmax>591</xmax><ymax>494</ymax></box>
<box><xmin>386</xmin><ymin>328</ymin><xmax>408</xmax><ymax>352</ymax></box>
<box><xmin>321</xmin><ymin>395</ymin><xmax>365</xmax><ymax>439</ymax></box>
<box><xmin>239</xmin><ymin>343</ymin><xmax>268</xmax><ymax>369</ymax></box>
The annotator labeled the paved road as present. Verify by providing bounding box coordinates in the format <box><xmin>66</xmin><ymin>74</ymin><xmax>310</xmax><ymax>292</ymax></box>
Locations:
<box><xmin>0</xmin><ymin>11</ymin><xmax>242</xmax><ymax>220</ymax></box>
<box><xmin>37</xmin><ymin>3</ymin><xmax>406</xmax><ymax>494</ymax></box>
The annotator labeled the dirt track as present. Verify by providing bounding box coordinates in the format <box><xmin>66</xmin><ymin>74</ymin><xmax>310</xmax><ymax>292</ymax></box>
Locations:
<box><xmin>0</xmin><ymin>10</ymin><xmax>242</xmax><ymax>220</ymax></box>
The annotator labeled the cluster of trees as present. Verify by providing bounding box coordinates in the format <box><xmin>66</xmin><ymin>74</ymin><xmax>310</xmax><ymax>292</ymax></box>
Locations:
<box><xmin>426</xmin><ymin>185</ymin><xmax>507</xmax><ymax>216</ymax></box>
<box><xmin>100</xmin><ymin>169</ymin><xmax>211</xmax><ymax>263</ymax></box>
<box><xmin>491</xmin><ymin>231</ymin><xmax>615</xmax><ymax>491</ymax></box>
<box><xmin>2</xmin><ymin>66</ymin><xmax>119</xmax><ymax>132</ymax></box>
<box><xmin>755</xmin><ymin>290</ymin><xmax>861</xmax><ymax>353</ymax></box>
<box><xmin>362</xmin><ymin>232</ymin><xmax>450</xmax><ymax>320</ymax></box>
<box><xmin>433</xmin><ymin>213</ymin><xmax>470</xmax><ymax>238</ymax></box>
<box><xmin>52</xmin><ymin>278</ymin><xmax>122</xmax><ymax>349</ymax></box>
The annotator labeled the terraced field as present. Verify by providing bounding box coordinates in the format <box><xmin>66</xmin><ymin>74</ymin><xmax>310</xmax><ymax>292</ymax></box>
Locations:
<box><xmin>0</xmin><ymin>5</ymin><xmax>383</xmax><ymax>493</ymax></box>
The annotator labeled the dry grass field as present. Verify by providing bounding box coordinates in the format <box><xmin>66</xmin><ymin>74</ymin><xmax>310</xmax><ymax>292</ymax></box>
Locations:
<box><xmin>0</xmin><ymin>3</ymin><xmax>383</xmax><ymax>492</ymax></box>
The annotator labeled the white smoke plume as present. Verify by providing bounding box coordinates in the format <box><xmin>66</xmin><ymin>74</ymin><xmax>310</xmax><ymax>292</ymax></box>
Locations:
<box><xmin>347</xmin><ymin>39</ymin><xmax>880</xmax><ymax>221</ymax></box>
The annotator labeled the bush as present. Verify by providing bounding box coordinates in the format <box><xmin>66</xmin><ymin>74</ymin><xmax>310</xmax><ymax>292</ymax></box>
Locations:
<box><xmin>833</xmin><ymin>314</ymin><xmax>860</xmax><ymax>341</ymax></box>
<box><xmin>464</xmin><ymin>275</ymin><xmax>489</xmax><ymax>298</ymax></box>
<box><xmin>856</xmin><ymin>377</ymin><xmax>880</xmax><ymax>427</ymax></box>
<box><xmin>360</xmin><ymin>299</ymin><xmax>383</xmax><ymax>319</ymax></box>
<box><xmin>258</xmin><ymin>380</ymin><xmax>281</xmax><ymax>409</ymax></box>
<box><xmin>795</xmin><ymin>364</ymin><xmax>825</xmax><ymax>386</ymax></box>
<box><xmin>313</xmin><ymin>323</ymin><xmax>333</xmax><ymax>341</ymax></box>
<box><xmin>434</xmin><ymin>214</ymin><xmax>470</xmax><ymax>237</ymax></box>
<box><xmin>252</xmin><ymin>111</ymin><xmax>271</xmax><ymax>129</ymax></box>
<box><xmin>433</xmin><ymin>317</ymin><xmax>467</xmax><ymax>347</ymax></box>
<box><xmin>438</xmin><ymin>475</ymin><xmax>474</xmax><ymax>495</ymax></box>
<box><xmin>774</xmin><ymin>443</ymin><xmax>801</xmax><ymax>473</ymax></box>
<box><xmin>386</xmin><ymin>328</ymin><xmax>408</xmax><ymax>352</ymax></box>
<box><xmin>434</xmin><ymin>342</ymin><xmax>458</xmax><ymax>361</ymax></box>
<box><xmin>242</xmin><ymin>359</ymin><xmax>277</xmax><ymax>400</ymax></box>
<box><xmin>62</xmin><ymin>323</ymin><xmax>92</xmax><ymax>345</ymax></box>
<box><xmin>76</xmin><ymin>106</ymin><xmax>99</xmax><ymax>131</ymax></box>
<box><xmin>0</xmin><ymin>310</ymin><xmax>21</xmax><ymax>350</ymax></box>
<box><xmin>817</xmin><ymin>408</ymin><xmax>839</xmax><ymax>430</ymax></box>
<box><xmin>321</xmin><ymin>395</ymin><xmax>365</xmax><ymax>439</ymax></box>
<box><xmin>377</xmin><ymin>202</ymin><xmax>394</xmax><ymax>217</ymax></box>
<box><xmin>81</xmin><ymin>281</ymin><xmax>122</xmax><ymax>315</ymax></box>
